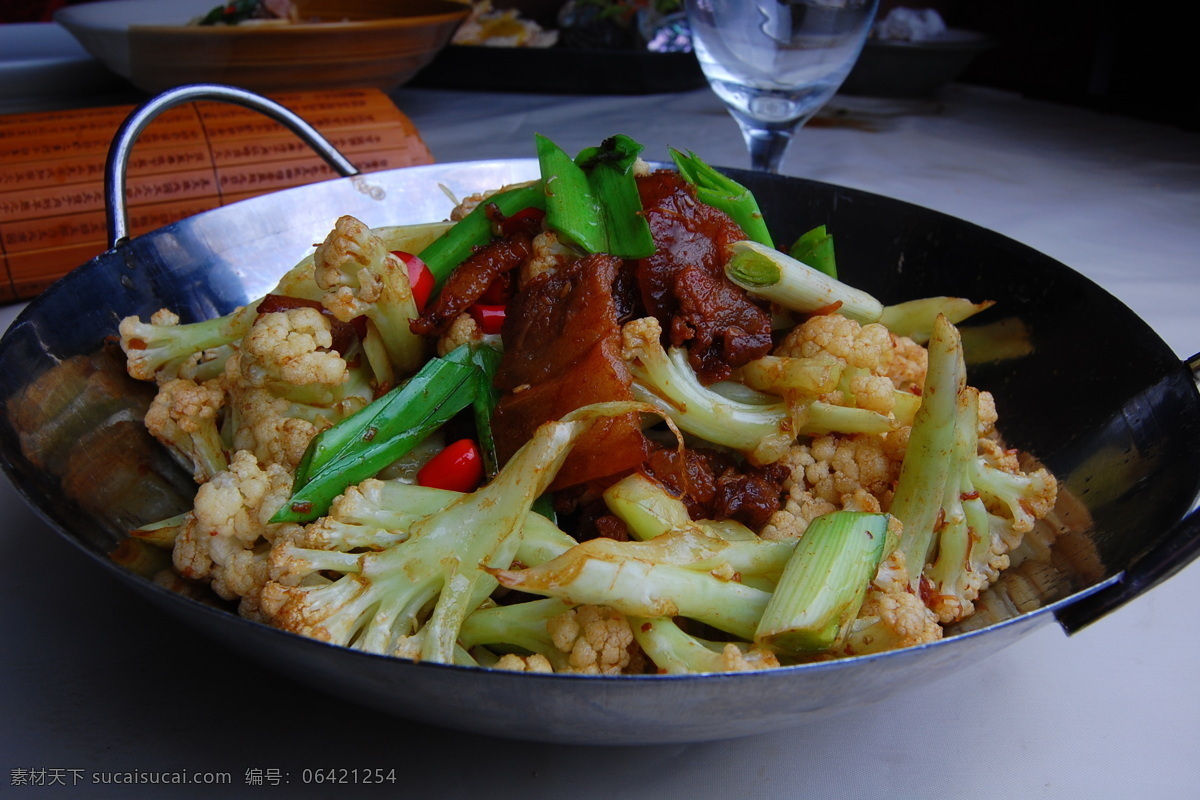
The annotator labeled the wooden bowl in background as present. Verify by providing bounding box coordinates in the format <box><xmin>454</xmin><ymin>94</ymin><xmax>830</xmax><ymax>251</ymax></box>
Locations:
<box><xmin>55</xmin><ymin>0</ymin><xmax>469</xmax><ymax>94</ymax></box>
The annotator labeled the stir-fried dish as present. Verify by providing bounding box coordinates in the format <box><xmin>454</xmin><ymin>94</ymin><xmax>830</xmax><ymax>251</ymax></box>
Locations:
<box><xmin>114</xmin><ymin>135</ymin><xmax>1059</xmax><ymax>674</ymax></box>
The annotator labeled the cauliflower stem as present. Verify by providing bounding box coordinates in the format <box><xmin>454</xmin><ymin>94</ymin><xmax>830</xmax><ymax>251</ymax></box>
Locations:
<box><xmin>261</xmin><ymin>401</ymin><xmax>650</xmax><ymax>664</ymax></box>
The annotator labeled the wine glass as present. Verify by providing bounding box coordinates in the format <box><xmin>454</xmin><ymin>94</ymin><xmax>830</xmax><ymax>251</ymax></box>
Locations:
<box><xmin>685</xmin><ymin>0</ymin><xmax>879</xmax><ymax>173</ymax></box>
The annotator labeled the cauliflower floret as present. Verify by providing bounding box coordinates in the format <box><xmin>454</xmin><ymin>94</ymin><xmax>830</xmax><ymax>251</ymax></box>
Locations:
<box><xmin>846</xmin><ymin>372</ymin><xmax>897</xmax><ymax>415</ymax></box>
<box><xmin>151</xmin><ymin>308</ymin><xmax>180</xmax><ymax>326</ymax></box>
<box><xmin>313</xmin><ymin>216</ymin><xmax>395</xmax><ymax>315</ymax></box>
<box><xmin>172</xmin><ymin>450</ymin><xmax>297</xmax><ymax>616</ymax></box>
<box><xmin>547</xmin><ymin>605</ymin><xmax>640</xmax><ymax>675</ymax></box>
<box><xmin>885</xmin><ymin>333</ymin><xmax>928</xmax><ymax>391</ymax></box>
<box><xmin>519</xmin><ymin>230</ymin><xmax>573</xmax><ymax>286</ymax></box>
<box><xmin>853</xmin><ymin>584</ymin><xmax>944</xmax><ymax>651</ymax></box>
<box><xmin>436</xmin><ymin>312</ymin><xmax>485</xmax><ymax>357</ymax></box>
<box><xmin>144</xmin><ymin>376</ymin><xmax>228</xmax><ymax>483</ymax></box>
<box><xmin>494</xmin><ymin>653</ymin><xmax>555</xmax><ymax>673</ymax></box>
<box><xmin>842</xmin><ymin>550</ymin><xmax>943</xmax><ymax>654</ymax></box>
<box><xmin>977</xmin><ymin>435</ymin><xmax>1021</xmax><ymax>473</ymax></box>
<box><xmin>231</xmin><ymin>391</ymin><xmax>325</xmax><ymax>470</ymax></box>
<box><xmin>224</xmin><ymin>349</ymin><xmax>328</xmax><ymax>471</ymax></box>
<box><xmin>775</xmin><ymin>314</ymin><xmax>893</xmax><ymax>374</ymax></box>
<box><xmin>720</xmin><ymin>643</ymin><xmax>781</xmax><ymax>671</ymax></box>
<box><xmin>119</xmin><ymin>303</ymin><xmax>257</xmax><ymax>384</ymax></box>
<box><xmin>240</xmin><ymin>307</ymin><xmax>348</xmax><ymax>389</ymax></box>
<box><xmin>977</xmin><ymin>390</ymin><xmax>999</xmax><ymax>437</ymax></box>
<box><xmin>312</xmin><ymin>214</ymin><xmax>423</xmax><ymax>378</ymax></box>
<box><xmin>759</xmin><ymin>434</ymin><xmax>902</xmax><ymax>539</ymax></box>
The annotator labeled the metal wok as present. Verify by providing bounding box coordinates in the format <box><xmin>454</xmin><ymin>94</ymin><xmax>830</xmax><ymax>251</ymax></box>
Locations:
<box><xmin>1</xmin><ymin>86</ymin><xmax>1197</xmax><ymax>745</ymax></box>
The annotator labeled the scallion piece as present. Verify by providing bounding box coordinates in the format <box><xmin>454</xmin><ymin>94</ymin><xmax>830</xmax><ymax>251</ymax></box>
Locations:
<box><xmin>273</xmin><ymin>351</ymin><xmax>482</xmax><ymax>524</ymax></box>
<box><xmin>417</xmin><ymin>182</ymin><xmax>547</xmax><ymax>286</ymax></box>
<box><xmin>537</xmin><ymin>133</ymin><xmax>607</xmax><ymax>253</ymax></box>
<box><xmin>788</xmin><ymin>224</ymin><xmax>837</xmax><ymax>278</ymax></box>
<box><xmin>669</xmin><ymin>148</ymin><xmax>773</xmax><ymax>247</ymax></box>
<box><xmin>724</xmin><ymin>240</ymin><xmax>884</xmax><ymax>323</ymax></box>
<box><xmin>576</xmin><ymin>134</ymin><xmax>655</xmax><ymax>259</ymax></box>
<box><xmin>754</xmin><ymin>511</ymin><xmax>890</xmax><ymax>652</ymax></box>
<box><xmin>443</xmin><ymin>342</ymin><xmax>503</xmax><ymax>479</ymax></box>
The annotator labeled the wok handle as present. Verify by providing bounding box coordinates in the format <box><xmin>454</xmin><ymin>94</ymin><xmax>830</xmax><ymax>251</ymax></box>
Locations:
<box><xmin>1056</xmin><ymin>352</ymin><xmax>1200</xmax><ymax>633</ymax></box>
<box><xmin>105</xmin><ymin>83</ymin><xmax>361</xmax><ymax>249</ymax></box>
<box><xmin>1055</xmin><ymin>507</ymin><xmax>1200</xmax><ymax>634</ymax></box>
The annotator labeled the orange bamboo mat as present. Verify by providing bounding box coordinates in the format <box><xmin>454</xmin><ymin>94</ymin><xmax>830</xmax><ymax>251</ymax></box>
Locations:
<box><xmin>0</xmin><ymin>89</ymin><xmax>432</xmax><ymax>302</ymax></box>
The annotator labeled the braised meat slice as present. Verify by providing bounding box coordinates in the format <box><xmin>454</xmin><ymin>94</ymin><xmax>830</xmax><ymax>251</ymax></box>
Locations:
<box><xmin>671</xmin><ymin>267</ymin><xmax>774</xmax><ymax>385</ymax></box>
<box><xmin>410</xmin><ymin>232</ymin><xmax>533</xmax><ymax>337</ymax></box>
<box><xmin>634</xmin><ymin>170</ymin><xmax>773</xmax><ymax>383</ymax></box>
<box><xmin>493</xmin><ymin>253</ymin><xmax>647</xmax><ymax>489</ymax></box>
<box><xmin>643</xmin><ymin>444</ymin><xmax>788</xmax><ymax>531</ymax></box>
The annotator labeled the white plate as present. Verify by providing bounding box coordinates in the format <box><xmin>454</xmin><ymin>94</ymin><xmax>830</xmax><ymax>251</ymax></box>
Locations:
<box><xmin>0</xmin><ymin>22</ymin><xmax>125</xmax><ymax>113</ymax></box>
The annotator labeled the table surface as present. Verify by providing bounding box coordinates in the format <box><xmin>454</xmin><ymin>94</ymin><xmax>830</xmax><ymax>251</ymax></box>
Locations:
<box><xmin>2</xmin><ymin>82</ymin><xmax>1198</xmax><ymax>798</ymax></box>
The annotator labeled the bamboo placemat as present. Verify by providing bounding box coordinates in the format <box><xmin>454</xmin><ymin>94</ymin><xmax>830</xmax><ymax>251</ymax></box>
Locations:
<box><xmin>0</xmin><ymin>88</ymin><xmax>433</xmax><ymax>302</ymax></box>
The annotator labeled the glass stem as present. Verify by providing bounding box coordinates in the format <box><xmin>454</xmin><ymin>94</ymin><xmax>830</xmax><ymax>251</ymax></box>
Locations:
<box><xmin>732</xmin><ymin>117</ymin><xmax>800</xmax><ymax>173</ymax></box>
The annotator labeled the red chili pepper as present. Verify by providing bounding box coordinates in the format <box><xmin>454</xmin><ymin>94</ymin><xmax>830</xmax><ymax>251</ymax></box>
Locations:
<box><xmin>468</xmin><ymin>303</ymin><xmax>507</xmax><ymax>335</ymax></box>
<box><xmin>417</xmin><ymin>439</ymin><xmax>484</xmax><ymax>493</ymax></box>
<box><xmin>392</xmin><ymin>251</ymin><xmax>435</xmax><ymax>312</ymax></box>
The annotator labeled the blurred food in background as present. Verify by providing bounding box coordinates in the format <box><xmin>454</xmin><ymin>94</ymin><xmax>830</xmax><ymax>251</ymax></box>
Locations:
<box><xmin>840</xmin><ymin>5</ymin><xmax>993</xmax><ymax>99</ymax></box>
<box><xmin>450</xmin><ymin>0</ymin><xmax>688</xmax><ymax>53</ymax></box>
<box><xmin>452</xmin><ymin>0</ymin><xmax>559</xmax><ymax>47</ymax></box>
<box><xmin>188</xmin><ymin>0</ymin><xmax>299</xmax><ymax>25</ymax></box>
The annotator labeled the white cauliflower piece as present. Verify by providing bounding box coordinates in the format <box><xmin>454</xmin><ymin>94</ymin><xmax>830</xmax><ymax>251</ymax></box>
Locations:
<box><xmin>494</xmin><ymin>653</ymin><xmax>555</xmax><ymax>673</ymax></box>
<box><xmin>519</xmin><ymin>230</ymin><xmax>573</xmax><ymax>286</ymax></box>
<box><xmin>240</xmin><ymin>307</ymin><xmax>348</xmax><ymax>389</ymax></box>
<box><xmin>223</xmin><ymin>348</ymin><xmax>329</xmax><ymax>471</ymax></box>
<box><xmin>775</xmin><ymin>314</ymin><xmax>894</xmax><ymax>374</ymax></box>
<box><xmin>143</xmin><ymin>376</ymin><xmax>228</xmax><ymax>483</ymax></box>
<box><xmin>759</xmin><ymin>433</ymin><xmax>902</xmax><ymax>540</ymax></box>
<box><xmin>547</xmin><ymin>605</ymin><xmax>640</xmax><ymax>675</ymax></box>
<box><xmin>847</xmin><ymin>372</ymin><xmax>898</xmax><ymax>415</ymax></box>
<box><xmin>436</xmin><ymin>312</ymin><xmax>485</xmax><ymax>357</ymax></box>
<box><xmin>720</xmin><ymin>643</ymin><xmax>781</xmax><ymax>672</ymax></box>
<box><xmin>886</xmin><ymin>333</ymin><xmax>928</xmax><ymax>391</ymax></box>
<box><xmin>313</xmin><ymin>214</ymin><xmax>423</xmax><ymax>377</ymax></box>
<box><xmin>172</xmin><ymin>450</ymin><xmax>297</xmax><ymax>617</ymax></box>
<box><xmin>842</xmin><ymin>550</ymin><xmax>943</xmax><ymax>654</ymax></box>
<box><xmin>977</xmin><ymin>390</ymin><xmax>999</xmax><ymax>438</ymax></box>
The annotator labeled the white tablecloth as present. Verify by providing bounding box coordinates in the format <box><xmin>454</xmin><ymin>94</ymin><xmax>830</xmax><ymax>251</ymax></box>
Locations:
<box><xmin>3</xmin><ymin>83</ymin><xmax>1198</xmax><ymax>798</ymax></box>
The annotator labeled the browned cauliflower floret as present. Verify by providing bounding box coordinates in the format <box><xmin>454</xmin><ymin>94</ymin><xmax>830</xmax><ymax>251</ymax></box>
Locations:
<box><xmin>240</xmin><ymin>307</ymin><xmax>348</xmax><ymax>389</ymax></box>
<box><xmin>144</xmin><ymin>377</ymin><xmax>228</xmax><ymax>483</ymax></box>
<box><xmin>977</xmin><ymin>390</ymin><xmax>999</xmax><ymax>437</ymax></box>
<box><xmin>775</xmin><ymin>314</ymin><xmax>894</xmax><ymax>374</ymax></box>
<box><xmin>842</xmin><ymin>551</ymin><xmax>943</xmax><ymax>655</ymax></box>
<box><xmin>494</xmin><ymin>653</ymin><xmax>555</xmax><ymax>673</ymax></box>
<box><xmin>720</xmin><ymin>643</ymin><xmax>782</xmax><ymax>671</ymax></box>
<box><xmin>759</xmin><ymin>434</ymin><xmax>903</xmax><ymax>540</ymax></box>
<box><xmin>223</xmin><ymin>350</ymin><xmax>327</xmax><ymax>471</ymax></box>
<box><xmin>172</xmin><ymin>450</ymin><xmax>297</xmax><ymax>618</ymax></box>
<box><xmin>436</xmin><ymin>312</ymin><xmax>486</xmax><ymax>357</ymax></box>
<box><xmin>312</xmin><ymin>214</ymin><xmax>423</xmax><ymax>377</ymax></box>
<box><xmin>885</xmin><ymin>333</ymin><xmax>928</xmax><ymax>391</ymax></box>
<box><xmin>547</xmin><ymin>605</ymin><xmax>640</xmax><ymax>675</ymax></box>
<box><xmin>519</xmin><ymin>230</ymin><xmax>573</xmax><ymax>286</ymax></box>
